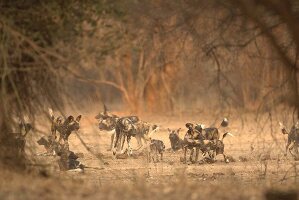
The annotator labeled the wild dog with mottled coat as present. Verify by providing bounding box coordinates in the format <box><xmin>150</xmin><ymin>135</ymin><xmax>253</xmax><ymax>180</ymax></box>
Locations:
<box><xmin>168</xmin><ymin>128</ymin><xmax>184</xmax><ymax>151</ymax></box>
<box><xmin>113</xmin><ymin>116</ymin><xmax>139</xmax><ymax>155</ymax></box>
<box><xmin>134</xmin><ymin>120</ymin><xmax>159</xmax><ymax>150</ymax></box>
<box><xmin>148</xmin><ymin>139</ymin><xmax>165</xmax><ymax>162</ymax></box>
<box><xmin>95</xmin><ymin>105</ymin><xmax>153</xmax><ymax>151</ymax></box>
<box><xmin>279</xmin><ymin>122</ymin><xmax>299</xmax><ymax>158</ymax></box>
<box><xmin>183</xmin><ymin>123</ymin><xmax>202</xmax><ymax>163</ymax></box>
<box><xmin>48</xmin><ymin>108</ymin><xmax>82</xmax><ymax>149</ymax></box>
<box><xmin>194</xmin><ymin>118</ymin><xmax>229</xmax><ymax>141</ymax></box>
<box><xmin>15</xmin><ymin>121</ymin><xmax>32</xmax><ymax>154</ymax></box>
<box><xmin>183</xmin><ymin>123</ymin><xmax>232</xmax><ymax>163</ymax></box>
<box><xmin>195</xmin><ymin>132</ymin><xmax>232</xmax><ymax>163</ymax></box>
<box><xmin>95</xmin><ymin>105</ymin><xmax>120</xmax><ymax>151</ymax></box>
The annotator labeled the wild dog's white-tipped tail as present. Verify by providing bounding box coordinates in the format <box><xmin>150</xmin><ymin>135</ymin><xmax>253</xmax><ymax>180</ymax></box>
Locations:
<box><xmin>278</xmin><ymin>122</ymin><xmax>284</xmax><ymax>129</ymax></box>
<box><xmin>227</xmin><ymin>132</ymin><xmax>234</xmax><ymax>137</ymax></box>
<box><xmin>48</xmin><ymin>108</ymin><xmax>54</xmax><ymax>118</ymax></box>
<box><xmin>148</xmin><ymin>125</ymin><xmax>159</xmax><ymax>138</ymax></box>
<box><xmin>222</xmin><ymin>132</ymin><xmax>234</xmax><ymax>140</ymax></box>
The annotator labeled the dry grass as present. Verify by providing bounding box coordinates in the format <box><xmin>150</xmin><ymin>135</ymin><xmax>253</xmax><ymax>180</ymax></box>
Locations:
<box><xmin>1</xmin><ymin>112</ymin><xmax>299</xmax><ymax>200</ymax></box>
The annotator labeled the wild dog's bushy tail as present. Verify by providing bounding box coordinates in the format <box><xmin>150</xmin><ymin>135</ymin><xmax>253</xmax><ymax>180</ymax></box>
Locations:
<box><xmin>222</xmin><ymin>132</ymin><xmax>234</xmax><ymax>141</ymax></box>
<box><xmin>48</xmin><ymin>108</ymin><xmax>54</xmax><ymax>120</ymax></box>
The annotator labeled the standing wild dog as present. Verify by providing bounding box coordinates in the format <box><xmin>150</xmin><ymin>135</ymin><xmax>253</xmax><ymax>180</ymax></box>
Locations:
<box><xmin>134</xmin><ymin>121</ymin><xmax>159</xmax><ymax>150</ymax></box>
<box><xmin>183</xmin><ymin>123</ymin><xmax>202</xmax><ymax>163</ymax></box>
<box><xmin>279</xmin><ymin>122</ymin><xmax>299</xmax><ymax>158</ymax></box>
<box><xmin>194</xmin><ymin>118</ymin><xmax>229</xmax><ymax>141</ymax></box>
<box><xmin>113</xmin><ymin>116</ymin><xmax>139</xmax><ymax>155</ymax></box>
<box><xmin>96</xmin><ymin>104</ymin><xmax>154</xmax><ymax>151</ymax></box>
<box><xmin>15</xmin><ymin>120</ymin><xmax>32</xmax><ymax>154</ymax></box>
<box><xmin>148</xmin><ymin>139</ymin><xmax>165</xmax><ymax>162</ymax></box>
<box><xmin>95</xmin><ymin>105</ymin><xmax>120</xmax><ymax>151</ymax></box>
<box><xmin>48</xmin><ymin>108</ymin><xmax>82</xmax><ymax>149</ymax></box>
<box><xmin>168</xmin><ymin>128</ymin><xmax>184</xmax><ymax>151</ymax></box>
<box><xmin>183</xmin><ymin>122</ymin><xmax>233</xmax><ymax>163</ymax></box>
<box><xmin>196</xmin><ymin>132</ymin><xmax>233</xmax><ymax>163</ymax></box>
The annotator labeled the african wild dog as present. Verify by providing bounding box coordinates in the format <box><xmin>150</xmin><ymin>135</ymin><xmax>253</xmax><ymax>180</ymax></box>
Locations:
<box><xmin>95</xmin><ymin>105</ymin><xmax>120</xmax><ymax>151</ymax></box>
<box><xmin>194</xmin><ymin>118</ymin><xmax>229</xmax><ymax>141</ymax></box>
<box><xmin>56</xmin><ymin>145</ymin><xmax>84</xmax><ymax>171</ymax></box>
<box><xmin>14</xmin><ymin>121</ymin><xmax>32</xmax><ymax>154</ymax></box>
<box><xmin>168</xmin><ymin>128</ymin><xmax>184</xmax><ymax>151</ymax></box>
<box><xmin>95</xmin><ymin>105</ymin><xmax>149</xmax><ymax>151</ymax></box>
<box><xmin>195</xmin><ymin>132</ymin><xmax>233</xmax><ymax>163</ymax></box>
<box><xmin>182</xmin><ymin>123</ymin><xmax>202</xmax><ymax>163</ymax></box>
<box><xmin>148</xmin><ymin>139</ymin><xmax>165</xmax><ymax>162</ymax></box>
<box><xmin>49</xmin><ymin>108</ymin><xmax>82</xmax><ymax>149</ymax></box>
<box><xmin>113</xmin><ymin>116</ymin><xmax>139</xmax><ymax>155</ymax></box>
<box><xmin>279</xmin><ymin>122</ymin><xmax>299</xmax><ymax>158</ymax></box>
<box><xmin>183</xmin><ymin>123</ymin><xmax>232</xmax><ymax>163</ymax></box>
<box><xmin>134</xmin><ymin>121</ymin><xmax>159</xmax><ymax>150</ymax></box>
<box><xmin>37</xmin><ymin>136</ymin><xmax>65</xmax><ymax>156</ymax></box>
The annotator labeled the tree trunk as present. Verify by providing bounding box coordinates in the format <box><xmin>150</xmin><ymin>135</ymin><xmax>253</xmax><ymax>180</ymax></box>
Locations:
<box><xmin>0</xmin><ymin>103</ymin><xmax>26</xmax><ymax>170</ymax></box>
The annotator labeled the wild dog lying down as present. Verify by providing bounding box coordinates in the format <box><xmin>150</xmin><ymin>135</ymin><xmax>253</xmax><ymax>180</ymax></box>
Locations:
<box><xmin>49</xmin><ymin>108</ymin><xmax>82</xmax><ymax>149</ymax></box>
<box><xmin>279</xmin><ymin>122</ymin><xmax>299</xmax><ymax>158</ymax></box>
<box><xmin>168</xmin><ymin>128</ymin><xmax>184</xmax><ymax>151</ymax></box>
<box><xmin>53</xmin><ymin>143</ymin><xmax>84</xmax><ymax>171</ymax></box>
<box><xmin>148</xmin><ymin>139</ymin><xmax>165</xmax><ymax>162</ymax></box>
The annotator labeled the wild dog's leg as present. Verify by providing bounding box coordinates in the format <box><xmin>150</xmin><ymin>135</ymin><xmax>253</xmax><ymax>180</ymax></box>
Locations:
<box><xmin>288</xmin><ymin>142</ymin><xmax>295</xmax><ymax>157</ymax></box>
<box><xmin>285</xmin><ymin>140</ymin><xmax>291</xmax><ymax>156</ymax></box>
<box><xmin>295</xmin><ymin>143</ymin><xmax>299</xmax><ymax>160</ymax></box>
<box><xmin>148</xmin><ymin>148</ymin><xmax>151</xmax><ymax>163</ymax></box>
<box><xmin>113</xmin><ymin>130</ymin><xmax>120</xmax><ymax>155</ymax></box>
<box><xmin>135</xmin><ymin>134</ymin><xmax>143</xmax><ymax>150</ymax></box>
<box><xmin>127</xmin><ymin>135</ymin><xmax>132</xmax><ymax>155</ymax></box>
<box><xmin>223</xmin><ymin>154</ymin><xmax>229</xmax><ymax>163</ymax></box>
<box><xmin>195</xmin><ymin>147</ymin><xmax>200</xmax><ymax>162</ymax></box>
<box><xmin>183</xmin><ymin>147</ymin><xmax>187</xmax><ymax>163</ymax></box>
<box><xmin>108</xmin><ymin>132</ymin><xmax>115</xmax><ymax>151</ymax></box>
<box><xmin>190</xmin><ymin>148</ymin><xmax>194</xmax><ymax>163</ymax></box>
<box><xmin>120</xmin><ymin>132</ymin><xmax>126</xmax><ymax>154</ymax></box>
<box><xmin>160</xmin><ymin>151</ymin><xmax>163</xmax><ymax>161</ymax></box>
<box><xmin>116</xmin><ymin>132</ymin><xmax>122</xmax><ymax>151</ymax></box>
<box><xmin>152</xmin><ymin>150</ymin><xmax>155</xmax><ymax>162</ymax></box>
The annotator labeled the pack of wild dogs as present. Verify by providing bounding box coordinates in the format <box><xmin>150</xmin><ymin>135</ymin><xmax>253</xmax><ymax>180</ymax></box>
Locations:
<box><xmin>17</xmin><ymin>105</ymin><xmax>299</xmax><ymax>171</ymax></box>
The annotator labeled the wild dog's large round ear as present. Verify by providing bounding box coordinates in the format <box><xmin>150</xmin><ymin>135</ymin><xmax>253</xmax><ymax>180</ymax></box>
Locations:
<box><xmin>185</xmin><ymin>123</ymin><xmax>193</xmax><ymax>129</ymax></box>
<box><xmin>95</xmin><ymin>113</ymin><xmax>101</xmax><ymax>119</ymax></box>
<box><xmin>221</xmin><ymin>118</ymin><xmax>229</xmax><ymax>127</ymax></box>
<box><xmin>167</xmin><ymin>128</ymin><xmax>171</xmax><ymax>133</ymax></box>
<box><xmin>177</xmin><ymin>128</ymin><xmax>181</xmax><ymax>133</ymax></box>
<box><xmin>76</xmin><ymin>115</ymin><xmax>82</xmax><ymax>122</ymax></box>
<box><xmin>67</xmin><ymin>116</ymin><xmax>74</xmax><ymax>122</ymax></box>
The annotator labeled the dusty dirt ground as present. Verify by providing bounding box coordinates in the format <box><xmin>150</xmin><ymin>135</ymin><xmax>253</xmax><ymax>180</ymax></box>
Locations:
<box><xmin>2</xmin><ymin>112</ymin><xmax>299</xmax><ymax>199</ymax></box>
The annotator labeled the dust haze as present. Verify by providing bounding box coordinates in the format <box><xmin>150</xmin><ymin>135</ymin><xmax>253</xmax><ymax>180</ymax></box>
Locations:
<box><xmin>0</xmin><ymin>1</ymin><xmax>299</xmax><ymax>200</ymax></box>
